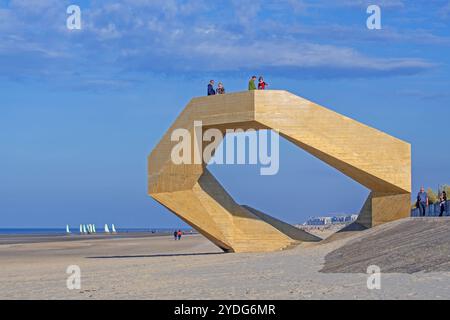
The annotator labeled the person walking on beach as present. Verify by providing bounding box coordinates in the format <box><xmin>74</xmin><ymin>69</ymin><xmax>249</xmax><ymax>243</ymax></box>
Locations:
<box><xmin>248</xmin><ymin>76</ymin><xmax>257</xmax><ymax>90</ymax></box>
<box><xmin>207</xmin><ymin>80</ymin><xmax>216</xmax><ymax>96</ymax></box>
<box><xmin>177</xmin><ymin>230</ymin><xmax>182</xmax><ymax>240</ymax></box>
<box><xmin>417</xmin><ymin>186</ymin><xmax>429</xmax><ymax>217</ymax></box>
<box><xmin>173</xmin><ymin>230</ymin><xmax>178</xmax><ymax>240</ymax></box>
<box><xmin>216</xmin><ymin>82</ymin><xmax>225</xmax><ymax>94</ymax></box>
<box><xmin>258</xmin><ymin>76</ymin><xmax>268</xmax><ymax>90</ymax></box>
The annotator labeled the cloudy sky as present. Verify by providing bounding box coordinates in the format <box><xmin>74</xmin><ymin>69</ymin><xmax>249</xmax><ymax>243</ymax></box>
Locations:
<box><xmin>1</xmin><ymin>0</ymin><xmax>449</xmax><ymax>228</ymax></box>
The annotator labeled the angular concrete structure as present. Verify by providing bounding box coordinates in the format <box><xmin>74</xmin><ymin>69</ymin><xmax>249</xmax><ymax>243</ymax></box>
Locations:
<box><xmin>148</xmin><ymin>90</ymin><xmax>411</xmax><ymax>253</ymax></box>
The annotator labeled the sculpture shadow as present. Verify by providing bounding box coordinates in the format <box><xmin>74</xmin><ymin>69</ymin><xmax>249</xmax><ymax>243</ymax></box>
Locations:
<box><xmin>86</xmin><ymin>252</ymin><xmax>226</xmax><ymax>259</ymax></box>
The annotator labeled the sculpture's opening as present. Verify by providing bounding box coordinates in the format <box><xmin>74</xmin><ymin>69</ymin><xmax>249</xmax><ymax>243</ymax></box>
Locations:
<box><xmin>207</xmin><ymin>129</ymin><xmax>369</xmax><ymax>230</ymax></box>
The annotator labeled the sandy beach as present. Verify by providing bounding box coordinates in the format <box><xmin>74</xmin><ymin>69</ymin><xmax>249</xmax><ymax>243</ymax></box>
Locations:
<box><xmin>1</xmin><ymin>218</ymin><xmax>450</xmax><ymax>300</ymax></box>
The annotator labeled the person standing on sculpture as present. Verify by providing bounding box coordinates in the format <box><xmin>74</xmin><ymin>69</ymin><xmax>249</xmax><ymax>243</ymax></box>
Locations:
<box><xmin>177</xmin><ymin>230</ymin><xmax>182</xmax><ymax>240</ymax></box>
<box><xmin>174</xmin><ymin>230</ymin><xmax>178</xmax><ymax>240</ymax></box>
<box><xmin>207</xmin><ymin>80</ymin><xmax>216</xmax><ymax>96</ymax></box>
<box><xmin>258</xmin><ymin>76</ymin><xmax>268</xmax><ymax>90</ymax></box>
<box><xmin>216</xmin><ymin>82</ymin><xmax>225</xmax><ymax>94</ymax></box>
<box><xmin>417</xmin><ymin>186</ymin><xmax>429</xmax><ymax>217</ymax></box>
<box><xmin>248</xmin><ymin>76</ymin><xmax>257</xmax><ymax>90</ymax></box>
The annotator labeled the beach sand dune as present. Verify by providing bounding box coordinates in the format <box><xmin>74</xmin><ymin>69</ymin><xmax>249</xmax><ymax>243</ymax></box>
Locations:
<box><xmin>1</xmin><ymin>220</ymin><xmax>450</xmax><ymax>300</ymax></box>
<box><xmin>322</xmin><ymin>217</ymin><xmax>450</xmax><ymax>274</ymax></box>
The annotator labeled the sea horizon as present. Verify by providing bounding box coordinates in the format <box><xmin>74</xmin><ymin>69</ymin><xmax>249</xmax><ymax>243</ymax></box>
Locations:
<box><xmin>0</xmin><ymin>227</ymin><xmax>194</xmax><ymax>235</ymax></box>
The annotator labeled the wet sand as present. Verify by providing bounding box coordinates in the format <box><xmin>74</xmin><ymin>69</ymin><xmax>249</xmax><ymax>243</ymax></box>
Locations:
<box><xmin>0</xmin><ymin>232</ymin><xmax>174</xmax><ymax>245</ymax></box>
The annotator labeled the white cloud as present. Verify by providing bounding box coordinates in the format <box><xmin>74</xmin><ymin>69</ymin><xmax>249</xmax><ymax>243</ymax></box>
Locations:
<box><xmin>440</xmin><ymin>1</ymin><xmax>450</xmax><ymax>19</ymax></box>
<box><xmin>338</xmin><ymin>0</ymin><xmax>405</xmax><ymax>7</ymax></box>
<box><xmin>0</xmin><ymin>0</ymin><xmax>442</xmax><ymax>85</ymax></box>
<box><xmin>178</xmin><ymin>40</ymin><xmax>434</xmax><ymax>75</ymax></box>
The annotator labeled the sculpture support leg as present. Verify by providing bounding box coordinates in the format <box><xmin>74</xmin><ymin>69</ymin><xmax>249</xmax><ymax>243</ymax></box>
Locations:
<box><xmin>357</xmin><ymin>192</ymin><xmax>411</xmax><ymax>228</ymax></box>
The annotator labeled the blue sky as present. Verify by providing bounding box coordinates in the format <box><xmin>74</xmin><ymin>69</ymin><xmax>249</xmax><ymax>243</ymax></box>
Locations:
<box><xmin>1</xmin><ymin>0</ymin><xmax>449</xmax><ymax>228</ymax></box>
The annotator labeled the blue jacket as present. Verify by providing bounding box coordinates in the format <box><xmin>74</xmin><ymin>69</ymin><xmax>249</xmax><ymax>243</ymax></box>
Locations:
<box><xmin>207</xmin><ymin>84</ymin><xmax>216</xmax><ymax>96</ymax></box>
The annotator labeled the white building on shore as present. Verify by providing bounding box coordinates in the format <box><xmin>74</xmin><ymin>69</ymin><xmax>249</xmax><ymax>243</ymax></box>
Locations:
<box><xmin>305</xmin><ymin>214</ymin><xmax>358</xmax><ymax>226</ymax></box>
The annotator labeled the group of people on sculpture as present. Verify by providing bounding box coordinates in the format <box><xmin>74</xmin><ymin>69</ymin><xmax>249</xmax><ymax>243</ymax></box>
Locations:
<box><xmin>207</xmin><ymin>76</ymin><xmax>269</xmax><ymax>96</ymax></box>
<box><xmin>416</xmin><ymin>186</ymin><xmax>447</xmax><ymax>217</ymax></box>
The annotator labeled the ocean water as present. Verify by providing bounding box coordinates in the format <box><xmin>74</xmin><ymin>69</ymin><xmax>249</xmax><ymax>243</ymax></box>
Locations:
<box><xmin>0</xmin><ymin>228</ymin><xmax>188</xmax><ymax>235</ymax></box>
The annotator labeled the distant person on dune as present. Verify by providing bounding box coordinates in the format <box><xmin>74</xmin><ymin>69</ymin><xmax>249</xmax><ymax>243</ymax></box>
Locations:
<box><xmin>177</xmin><ymin>230</ymin><xmax>182</xmax><ymax>240</ymax></box>
<box><xmin>439</xmin><ymin>190</ymin><xmax>447</xmax><ymax>217</ymax></box>
<box><xmin>248</xmin><ymin>76</ymin><xmax>257</xmax><ymax>90</ymax></box>
<box><xmin>442</xmin><ymin>191</ymin><xmax>448</xmax><ymax>213</ymax></box>
<box><xmin>417</xmin><ymin>186</ymin><xmax>428</xmax><ymax>217</ymax></box>
<box><xmin>216</xmin><ymin>82</ymin><xmax>225</xmax><ymax>94</ymax></box>
<box><xmin>258</xmin><ymin>76</ymin><xmax>268</xmax><ymax>90</ymax></box>
<box><xmin>207</xmin><ymin>80</ymin><xmax>216</xmax><ymax>96</ymax></box>
<box><xmin>439</xmin><ymin>195</ymin><xmax>446</xmax><ymax>217</ymax></box>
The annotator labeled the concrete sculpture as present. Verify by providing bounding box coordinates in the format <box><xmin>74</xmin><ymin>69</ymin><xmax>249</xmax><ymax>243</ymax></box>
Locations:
<box><xmin>148</xmin><ymin>90</ymin><xmax>411</xmax><ymax>252</ymax></box>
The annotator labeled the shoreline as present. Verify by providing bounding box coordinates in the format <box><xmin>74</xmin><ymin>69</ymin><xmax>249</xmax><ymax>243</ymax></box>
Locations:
<box><xmin>0</xmin><ymin>231</ymin><xmax>197</xmax><ymax>245</ymax></box>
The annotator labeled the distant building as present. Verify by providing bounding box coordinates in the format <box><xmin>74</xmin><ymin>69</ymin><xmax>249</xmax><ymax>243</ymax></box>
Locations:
<box><xmin>306</xmin><ymin>216</ymin><xmax>332</xmax><ymax>226</ymax></box>
<box><xmin>305</xmin><ymin>214</ymin><xmax>358</xmax><ymax>226</ymax></box>
<box><xmin>331</xmin><ymin>214</ymin><xmax>358</xmax><ymax>224</ymax></box>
